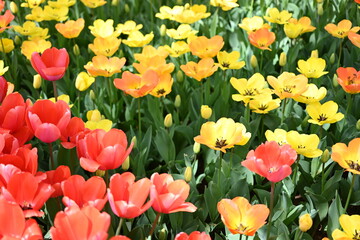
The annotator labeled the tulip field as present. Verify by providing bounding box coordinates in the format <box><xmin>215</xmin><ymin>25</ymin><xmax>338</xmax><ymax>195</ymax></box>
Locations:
<box><xmin>1</xmin><ymin>0</ymin><xmax>360</xmax><ymax>239</ymax></box>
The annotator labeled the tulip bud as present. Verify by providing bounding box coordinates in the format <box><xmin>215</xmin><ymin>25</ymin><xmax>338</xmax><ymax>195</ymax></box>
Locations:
<box><xmin>33</xmin><ymin>74</ymin><xmax>42</xmax><ymax>89</ymax></box>
<box><xmin>119</xmin><ymin>49</ymin><xmax>125</xmax><ymax>58</ymax></box>
<box><xmin>14</xmin><ymin>36</ymin><xmax>21</xmax><ymax>45</ymax></box>
<box><xmin>174</xmin><ymin>95</ymin><xmax>181</xmax><ymax>108</ymax></box>
<box><xmin>176</xmin><ymin>70</ymin><xmax>183</xmax><ymax>83</ymax></box>
<box><xmin>356</xmin><ymin>119</ymin><xmax>360</xmax><ymax>131</ymax></box>
<box><xmin>10</xmin><ymin>2</ymin><xmax>18</xmax><ymax>14</ymax></box>
<box><xmin>164</xmin><ymin>113</ymin><xmax>173</xmax><ymax>128</ymax></box>
<box><xmin>160</xmin><ymin>24</ymin><xmax>167</xmax><ymax>37</ymax></box>
<box><xmin>333</xmin><ymin>74</ymin><xmax>339</xmax><ymax>87</ymax></box>
<box><xmin>176</xmin><ymin>0</ymin><xmax>183</xmax><ymax>4</ymax></box>
<box><xmin>320</xmin><ymin>149</ymin><xmax>330</xmax><ymax>163</ymax></box>
<box><xmin>299</xmin><ymin>213</ymin><xmax>313</xmax><ymax>232</ymax></box>
<box><xmin>131</xmin><ymin>136</ymin><xmax>137</xmax><ymax>149</ymax></box>
<box><xmin>184</xmin><ymin>166</ymin><xmax>192</xmax><ymax>182</ymax></box>
<box><xmin>111</xmin><ymin>0</ymin><xmax>119</xmax><ymax>6</ymax></box>
<box><xmin>330</xmin><ymin>53</ymin><xmax>335</xmax><ymax>64</ymax></box>
<box><xmin>250</xmin><ymin>55</ymin><xmax>258</xmax><ymax>68</ymax></box>
<box><xmin>193</xmin><ymin>142</ymin><xmax>200</xmax><ymax>153</ymax></box>
<box><xmin>73</xmin><ymin>44</ymin><xmax>80</xmax><ymax>56</ymax></box>
<box><xmin>89</xmin><ymin>90</ymin><xmax>96</xmax><ymax>100</ymax></box>
<box><xmin>124</xmin><ymin>4</ymin><xmax>130</xmax><ymax>13</ymax></box>
<box><xmin>95</xmin><ymin>169</ymin><xmax>105</xmax><ymax>177</ymax></box>
<box><xmin>317</xmin><ymin>3</ymin><xmax>324</xmax><ymax>16</ymax></box>
<box><xmin>316</xmin><ymin>0</ymin><xmax>323</xmax><ymax>3</ymax></box>
<box><xmin>201</xmin><ymin>105</ymin><xmax>212</xmax><ymax>119</ymax></box>
<box><xmin>311</xmin><ymin>50</ymin><xmax>318</xmax><ymax>58</ymax></box>
<box><xmin>75</xmin><ymin>72</ymin><xmax>95</xmax><ymax>91</ymax></box>
<box><xmin>279</xmin><ymin>52</ymin><xmax>287</xmax><ymax>67</ymax></box>
<box><xmin>158</xmin><ymin>228</ymin><xmax>167</xmax><ymax>240</ymax></box>
<box><xmin>122</xmin><ymin>156</ymin><xmax>130</xmax><ymax>170</ymax></box>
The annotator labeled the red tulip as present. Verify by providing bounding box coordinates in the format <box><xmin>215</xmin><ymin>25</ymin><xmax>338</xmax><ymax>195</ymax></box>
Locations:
<box><xmin>50</xmin><ymin>206</ymin><xmax>110</xmax><ymax>240</ymax></box>
<box><xmin>107</xmin><ymin>172</ymin><xmax>153</xmax><ymax>219</ymax></box>
<box><xmin>31</xmin><ymin>47</ymin><xmax>70</xmax><ymax>81</ymax></box>
<box><xmin>1</xmin><ymin>172</ymin><xmax>54</xmax><ymax>217</ymax></box>
<box><xmin>26</xmin><ymin>99</ymin><xmax>71</xmax><ymax>143</ymax></box>
<box><xmin>0</xmin><ymin>146</ymin><xmax>38</xmax><ymax>175</ymax></box>
<box><xmin>60</xmin><ymin>117</ymin><xmax>85</xmax><ymax>149</ymax></box>
<box><xmin>0</xmin><ymin>132</ymin><xmax>20</xmax><ymax>154</ymax></box>
<box><xmin>0</xmin><ymin>164</ymin><xmax>21</xmax><ymax>188</ymax></box>
<box><xmin>150</xmin><ymin>173</ymin><xmax>197</xmax><ymax>214</ymax></box>
<box><xmin>76</xmin><ymin>129</ymin><xmax>133</xmax><ymax>172</ymax></box>
<box><xmin>42</xmin><ymin>165</ymin><xmax>71</xmax><ymax>198</ymax></box>
<box><xmin>0</xmin><ymin>196</ymin><xmax>43</xmax><ymax>239</ymax></box>
<box><xmin>241</xmin><ymin>141</ymin><xmax>297</xmax><ymax>182</ymax></box>
<box><xmin>110</xmin><ymin>236</ymin><xmax>131</xmax><ymax>240</ymax></box>
<box><xmin>62</xmin><ymin>175</ymin><xmax>107</xmax><ymax>210</ymax></box>
<box><xmin>175</xmin><ymin>231</ymin><xmax>212</xmax><ymax>240</ymax></box>
<box><xmin>0</xmin><ymin>76</ymin><xmax>8</xmax><ymax>103</ymax></box>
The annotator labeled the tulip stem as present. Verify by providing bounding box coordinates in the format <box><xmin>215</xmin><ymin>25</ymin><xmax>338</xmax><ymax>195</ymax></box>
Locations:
<box><xmin>149</xmin><ymin>212</ymin><xmax>161</xmax><ymax>237</ymax></box>
<box><xmin>115</xmin><ymin>218</ymin><xmax>124</xmax><ymax>236</ymax></box>
<box><xmin>48</xmin><ymin>143</ymin><xmax>55</xmax><ymax>170</ymax></box>
<box><xmin>337</xmin><ymin>39</ymin><xmax>343</xmax><ymax>68</ymax></box>
<box><xmin>292</xmin><ymin>156</ymin><xmax>299</xmax><ymax>183</ymax></box>
<box><xmin>266</xmin><ymin>182</ymin><xmax>275</xmax><ymax>240</ymax></box>
<box><xmin>138</xmin><ymin>98</ymin><xmax>142</xmax><ymax>141</ymax></box>
<box><xmin>344</xmin><ymin>174</ymin><xmax>356</xmax><ymax>213</ymax></box>
<box><xmin>281</xmin><ymin>98</ymin><xmax>288</xmax><ymax>125</ymax></box>
<box><xmin>346</xmin><ymin>93</ymin><xmax>352</xmax><ymax>116</ymax></box>
<box><xmin>52</xmin><ymin>81</ymin><xmax>58</xmax><ymax>102</ymax></box>
<box><xmin>218</xmin><ymin>151</ymin><xmax>223</xmax><ymax>185</ymax></box>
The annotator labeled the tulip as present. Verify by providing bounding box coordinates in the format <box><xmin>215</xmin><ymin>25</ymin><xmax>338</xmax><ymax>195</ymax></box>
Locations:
<box><xmin>42</xmin><ymin>165</ymin><xmax>71</xmax><ymax>198</ymax></box>
<box><xmin>200</xmin><ymin>105</ymin><xmax>212</xmax><ymax>119</ymax></box>
<box><xmin>175</xmin><ymin>231</ymin><xmax>211</xmax><ymax>240</ymax></box>
<box><xmin>0</xmin><ymin>146</ymin><xmax>38</xmax><ymax>175</ymax></box>
<box><xmin>299</xmin><ymin>213</ymin><xmax>313</xmax><ymax>232</ymax></box>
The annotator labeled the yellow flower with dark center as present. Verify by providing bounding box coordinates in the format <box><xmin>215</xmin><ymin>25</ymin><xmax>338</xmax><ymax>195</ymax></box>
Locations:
<box><xmin>180</xmin><ymin>58</ymin><xmax>218</xmax><ymax>81</ymax></box>
<box><xmin>0</xmin><ymin>38</ymin><xmax>14</xmax><ymax>53</ymax></box>
<box><xmin>293</xmin><ymin>84</ymin><xmax>327</xmax><ymax>104</ymax></box>
<box><xmin>122</xmin><ymin>31</ymin><xmax>154</xmax><ymax>47</ymax></box>
<box><xmin>284</xmin><ymin>17</ymin><xmax>316</xmax><ymax>39</ymax></box>
<box><xmin>249</xmin><ymin>94</ymin><xmax>281</xmax><ymax>114</ymax></box>
<box><xmin>194</xmin><ymin>118</ymin><xmax>251</xmax><ymax>153</ymax></box>
<box><xmin>75</xmin><ymin>72</ymin><xmax>95</xmax><ymax>91</ymax></box>
<box><xmin>230</xmin><ymin>73</ymin><xmax>269</xmax><ymax>104</ymax></box>
<box><xmin>55</xmin><ymin>18</ymin><xmax>85</xmax><ymax>38</ymax></box>
<box><xmin>217</xmin><ymin>51</ymin><xmax>245</xmax><ymax>70</ymax></box>
<box><xmin>84</xmin><ymin>55</ymin><xmax>126</xmax><ymax>77</ymax></box>
<box><xmin>287</xmin><ymin>131</ymin><xmax>322</xmax><ymax>158</ymax></box>
<box><xmin>238</xmin><ymin>16</ymin><xmax>271</xmax><ymax>33</ymax></box>
<box><xmin>134</xmin><ymin>45</ymin><xmax>169</xmax><ymax>62</ymax></box>
<box><xmin>14</xmin><ymin>21</ymin><xmax>49</xmax><ymax>39</ymax></box>
<box><xmin>189</xmin><ymin>35</ymin><xmax>224</xmax><ymax>59</ymax></box>
<box><xmin>264</xmin><ymin>8</ymin><xmax>292</xmax><ymax>24</ymax></box>
<box><xmin>116</xmin><ymin>20</ymin><xmax>143</xmax><ymax>35</ymax></box>
<box><xmin>332</xmin><ymin>138</ymin><xmax>360</xmax><ymax>175</ymax></box>
<box><xmin>297</xmin><ymin>57</ymin><xmax>328</xmax><ymax>79</ymax></box>
<box><xmin>306</xmin><ymin>101</ymin><xmax>344</xmax><ymax>126</ymax></box>
<box><xmin>210</xmin><ymin>0</ymin><xmax>239</xmax><ymax>11</ymax></box>
<box><xmin>21</xmin><ymin>0</ymin><xmax>45</xmax><ymax>8</ymax></box>
<box><xmin>265</xmin><ymin>129</ymin><xmax>288</xmax><ymax>145</ymax></box>
<box><xmin>166</xmin><ymin>24</ymin><xmax>198</xmax><ymax>40</ymax></box>
<box><xmin>149</xmin><ymin>73</ymin><xmax>173</xmax><ymax>98</ymax></box>
<box><xmin>43</xmin><ymin>6</ymin><xmax>69</xmax><ymax>21</ymax></box>
<box><xmin>80</xmin><ymin>0</ymin><xmax>106</xmax><ymax>8</ymax></box>
<box><xmin>163</xmin><ymin>41</ymin><xmax>190</xmax><ymax>57</ymax></box>
<box><xmin>332</xmin><ymin>214</ymin><xmax>360</xmax><ymax>239</ymax></box>
<box><xmin>48</xmin><ymin>0</ymin><xmax>76</xmax><ymax>7</ymax></box>
<box><xmin>88</xmin><ymin>36</ymin><xmax>121</xmax><ymax>56</ymax></box>
<box><xmin>325</xmin><ymin>19</ymin><xmax>360</xmax><ymax>38</ymax></box>
<box><xmin>267</xmin><ymin>72</ymin><xmax>308</xmax><ymax>99</ymax></box>
<box><xmin>89</xmin><ymin>19</ymin><xmax>120</xmax><ymax>38</ymax></box>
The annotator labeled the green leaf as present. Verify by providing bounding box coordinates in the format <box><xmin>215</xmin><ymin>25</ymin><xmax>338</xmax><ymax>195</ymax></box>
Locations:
<box><xmin>154</xmin><ymin>128</ymin><xmax>176</xmax><ymax>164</ymax></box>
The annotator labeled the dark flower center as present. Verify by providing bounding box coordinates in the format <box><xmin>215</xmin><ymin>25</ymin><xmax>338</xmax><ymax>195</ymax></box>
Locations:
<box><xmin>353</xmin><ymin>229</ymin><xmax>360</xmax><ymax>240</ymax></box>
<box><xmin>347</xmin><ymin>160</ymin><xmax>360</xmax><ymax>171</ymax></box>
<box><xmin>317</xmin><ymin>113</ymin><xmax>328</xmax><ymax>122</ymax></box>
<box><xmin>215</xmin><ymin>138</ymin><xmax>227</xmax><ymax>148</ymax></box>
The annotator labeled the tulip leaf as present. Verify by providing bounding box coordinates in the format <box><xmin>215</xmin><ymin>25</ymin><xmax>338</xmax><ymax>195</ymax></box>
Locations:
<box><xmin>154</xmin><ymin>128</ymin><xmax>176</xmax><ymax>165</ymax></box>
<box><xmin>204</xmin><ymin>182</ymin><xmax>221</xmax><ymax>222</ymax></box>
<box><xmin>327</xmin><ymin>191</ymin><xmax>343</xmax><ymax>237</ymax></box>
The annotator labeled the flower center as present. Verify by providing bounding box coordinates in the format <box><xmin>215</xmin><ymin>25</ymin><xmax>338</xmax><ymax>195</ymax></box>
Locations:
<box><xmin>282</xmin><ymin>85</ymin><xmax>296</xmax><ymax>93</ymax></box>
<box><xmin>236</xmin><ymin>223</ymin><xmax>248</xmax><ymax>233</ymax></box>
<box><xmin>269</xmin><ymin>167</ymin><xmax>278</xmax><ymax>173</ymax></box>
<box><xmin>156</xmin><ymin>89</ymin><xmax>166</xmax><ymax>95</ymax></box>
<box><xmin>317</xmin><ymin>113</ymin><xmax>328</xmax><ymax>122</ymax></box>
<box><xmin>21</xmin><ymin>201</ymin><xmax>33</xmax><ymax>210</ymax></box>
<box><xmin>215</xmin><ymin>138</ymin><xmax>227</xmax><ymax>148</ymax></box>
<box><xmin>298</xmin><ymin>145</ymin><xmax>306</xmax><ymax>149</ymax></box>
<box><xmin>347</xmin><ymin>160</ymin><xmax>360</xmax><ymax>171</ymax></box>
<box><xmin>258</xmin><ymin>104</ymin><xmax>268</xmax><ymax>111</ymax></box>
<box><xmin>221</xmin><ymin>62</ymin><xmax>230</xmax><ymax>68</ymax></box>
<box><xmin>353</xmin><ymin>229</ymin><xmax>360</xmax><ymax>240</ymax></box>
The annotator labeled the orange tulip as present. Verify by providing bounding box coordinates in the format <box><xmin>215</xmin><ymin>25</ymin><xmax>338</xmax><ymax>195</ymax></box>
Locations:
<box><xmin>150</xmin><ymin>173</ymin><xmax>197</xmax><ymax>214</ymax></box>
<box><xmin>76</xmin><ymin>129</ymin><xmax>133</xmax><ymax>172</ymax></box>
<box><xmin>180</xmin><ymin>58</ymin><xmax>218</xmax><ymax>81</ymax></box>
<box><xmin>42</xmin><ymin>165</ymin><xmax>71</xmax><ymax>198</ymax></box>
<box><xmin>336</xmin><ymin>67</ymin><xmax>360</xmax><ymax>94</ymax></box>
<box><xmin>0</xmin><ymin>10</ymin><xmax>14</xmax><ymax>33</ymax></box>
<box><xmin>248</xmin><ymin>28</ymin><xmax>276</xmax><ymax>51</ymax></box>
<box><xmin>324</xmin><ymin>19</ymin><xmax>360</xmax><ymax>38</ymax></box>
<box><xmin>62</xmin><ymin>175</ymin><xmax>107</xmax><ymax>210</ymax></box>
<box><xmin>107</xmin><ymin>172</ymin><xmax>153</xmax><ymax>219</ymax></box>
<box><xmin>114</xmin><ymin>70</ymin><xmax>159</xmax><ymax>98</ymax></box>
<box><xmin>332</xmin><ymin>138</ymin><xmax>360</xmax><ymax>175</ymax></box>
<box><xmin>60</xmin><ymin>117</ymin><xmax>86</xmax><ymax>149</ymax></box>
<box><xmin>51</xmin><ymin>205</ymin><xmax>110</xmax><ymax>240</ymax></box>
<box><xmin>189</xmin><ymin>35</ymin><xmax>224</xmax><ymax>58</ymax></box>
<box><xmin>175</xmin><ymin>231</ymin><xmax>211</xmax><ymax>240</ymax></box>
<box><xmin>55</xmin><ymin>18</ymin><xmax>85</xmax><ymax>38</ymax></box>
<box><xmin>84</xmin><ymin>55</ymin><xmax>126</xmax><ymax>77</ymax></box>
<box><xmin>349</xmin><ymin>31</ymin><xmax>360</xmax><ymax>48</ymax></box>
<box><xmin>217</xmin><ymin>197</ymin><xmax>269</xmax><ymax>236</ymax></box>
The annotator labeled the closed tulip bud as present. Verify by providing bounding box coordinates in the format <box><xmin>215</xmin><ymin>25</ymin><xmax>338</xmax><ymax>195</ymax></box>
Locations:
<box><xmin>356</xmin><ymin>119</ymin><xmax>360</xmax><ymax>131</ymax></box>
<box><xmin>95</xmin><ymin>169</ymin><xmax>105</xmax><ymax>177</ymax></box>
<box><xmin>124</xmin><ymin>4</ymin><xmax>130</xmax><ymax>13</ymax></box>
<box><xmin>10</xmin><ymin>2</ymin><xmax>18</xmax><ymax>14</ymax></box>
<box><xmin>250</xmin><ymin>55</ymin><xmax>258</xmax><ymax>68</ymax></box>
<box><xmin>320</xmin><ymin>149</ymin><xmax>330</xmax><ymax>163</ymax></box>
<box><xmin>279</xmin><ymin>52</ymin><xmax>287</xmax><ymax>67</ymax></box>
<box><xmin>122</xmin><ymin>156</ymin><xmax>130</xmax><ymax>170</ymax></box>
<box><xmin>311</xmin><ymin>50</ymin><xmax>318</xmax><ymax>58</ymax></box>
<box><xmin>33</xmin><ymin>74</ymin><xmax>42</xmax><ymax>89</ymax></box>
<box><xmin>89</xmin><ymin>90</ymin><xmax>96</xmax><ymax>100</ymax></box>
<box><xmin>175</xmin><ymin>95</ymin><xmax>181</xmax><ymax>108</ymax></box>
<box><xmin>119</xmin><ymin>49</ymin><xmax>124</xmax><ymax>58</ymax></box>
<box><xmin>193</xmin><ymin>142</ymin><xmax>200</xmax><ymax>153</ymax></box>
<box><xmin>14</xmin><ymin>36</ymin><xmax>21</xmax><ymax>45</ymax></box>
<box><xmin>333</xmin><ymin>74</ymin><xmax>339</xmax><ymax>87</ymax></box>
<box><xmin>201</xmin><ymin>105</ymin><xmax>212</xmax><ymax>119</ymax></box>
<box><xmin>164</xmin><ymin>113</ymin><xmax>173</xmax><ymax>128</ymax></box>
<box><xmin>330</xmin><ymin>53</ymin><xmax>335</xmax><ymax>64</ymax></box>
<box><xmin>176</xmin><ymin>0</ymin><xmax>183</xmax><ymax>4</ymax></box>
<box><xmin>111</xmin><ymin>0</ymin><xmax>119</xmax><ymax>6</ymax></box>
<box><xmin>158</xmin><ymin>228</ymin><xmax>167</xmax><ymax>240</ymax></box>
<box><xmin>299</xmin><ymin>213</ymin><xmax>313</xmax><ymax>232</ymax></box>
<box><xmin>73</xmin><ymin>44</ymin><xmax>80</xmax><ymax>55</ymax></box>
<box><xmin>131</xmin><ymin>136</ymin><xmax>137</xmax><ymax>149</ymax></box>
<box><xmin>160</xmin><ymin>24</ymin><xmax>167</xmax><ymax>37</ymax></box>
<box><xmin>184</xmin><ymin>166</ymin><xmax>192</xmax><ymax>182</ymax></box>
<box><xmin>176</xmin><ymin>70</ymin><xmax>183</xmax><ymax>83</ymax></box>
<box><xmin>317</xmin><ymin>3</ymin><xmax>324</xmax><ymax>15</ymax></box>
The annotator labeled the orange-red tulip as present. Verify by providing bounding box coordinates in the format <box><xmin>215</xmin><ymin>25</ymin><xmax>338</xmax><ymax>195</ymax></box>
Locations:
<box><xmin>31</xmin><ymin>47</ymin><xmax>69</xmax><ymax>81</ymax></box>
<box><xmin>0</xmin><ymin>10</ymin><xmax>15</xmax><ymax>33</ymax></box>
<box><xmin>0</xmin><ymin>146</ymin><xmax>38</xmax><ymax>175</ymax></box>
<box><xmin>242</xmin><ymin>141</ymin><xmax>297</xmax><ymax>182</ymax></box>
<box><xmin>60</xmin><ymin>117</ymin><xmax>85</xmax><ymax>149</ymax></box>
<box><xmin>1</xmin><ymin>172</ymin><xmax>54</xmax><ymax>217</ymax></box>
<box><xmin>150</xmin><ymin>173</ymin><xmax>197</xmax><ymax>214</ymax></box>
<box><xmin>336</xmin><ymin>67</ymin><xmax>360</xmax><ymax>94</ymax></box>
<box><xmin>248</xmin><ymin>28</ymin><xmax>276</xmax><ymax>51</ymax></box>
<box><xmin>62</xmin><ymin>175</ymin><xmax>107</xmax><ymax>210</ymax></box>
<box><xmin>26</xmin><ymin>99</ymin><xmax>71</xmax><ymax>143</ymax></box>
<box><xmin>110</xmin><ymin>236</ymin><xmax>131</xmax><ymax>240</ymax></box>
<box><xmin>42</xmin><ymin>165</ymin><xmax>71</xmax><ymax>198</ymax></box>
<box><xmin>51</xmin><ymin>206</ymin><xmax>110</xmax><ymax>240</ymax></box>
<box><xmin>348</xmin><ymin>31</ymin><xmax>360</xmax><ymax>48</ymax></box>
<box><xmin>0</xmin><ymin>196</ymin><xmax>43</xmax><ymax>239</ymax></box>
<box><xmin>175</xmin><ymin>231</ymin><xmax>211</xmax><ymax>240</ymax></box>
<box><xmin>0</xmin><ymin>164</ymin><xmax>21</xmax><ymax>188</ymax></box>
<box><xmin>76</xmin><ymin>129</ymin><xmax>133</xmax><ymax>172</ymax></box>
<box><xmin>108</xmin><ymin>172</ymin><xmax>153</xmax><ymax>219</ymax></box>
<box><xmin>0</xmin><ymin>76</ymin><xmax>7</xmax><ymax>103</ymax></box>
<box><xmin>0</xmin><ymin>132</ymin><xmax>20</xmax><ymax>154</ymax></box>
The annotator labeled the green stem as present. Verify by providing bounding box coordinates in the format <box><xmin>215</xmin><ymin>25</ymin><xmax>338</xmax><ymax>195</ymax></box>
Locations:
<box><xmin>346</xmin><ymin>93</ymin><xmax>353</xmax><ymax>116</ymax></box>
<box><xmin>292</xmin><ymin>156</ymin><xmax>299</xmax><ymax>183</ymax></box>
<box><xmin>53</xmin><ymin>81</ymin><xmax>58</xmax><ymax>102</ymax></box>
<box><xmin>218</xmin><ymin>151</ymin><xmax>223</xmax><ymax>184</ymax></box>
<box><xmin>105</xmin><ymin>170</ymin><xmax>109</xmax><ymax>187</ymax></box>
<box><xmin>138</xmin><ymin>98</ymin><xmax>142</xmax><ymax>141</ymax></box>
<box><xmin>260</xmin><ymin>51</ymin><xmax>264</xmax><ymax>72</ymax></box>
<box><xmin>321</xmin><ymin>162</ymin><xmax>325</xmax><ymax>192</ymax></box>
<box><xmin>245</xmin><ymin>103</ymin><xmax>250</xmax><ymax>125</ymax></box>
<box><xmin>48</xmin><ymin>143</ymin><xmax>55</xmax><ymax>170</ymax></box>
<box><xmin>294</xmin><ymin>228</ymin><xmax>303</xmax><ymax>240</ymax></box>
<box><xmin>115</xmin><ymin>218</ymin><xmax>124</xmax><ymax>236</ymax></box>
<box><xmin>337</xmin><ymin>39</ymin><xmax>343</xmax><ymax>68</ymax></box>
<box><xmin>281</xmin><ymin>98</ymin><xmax>288</xmax><ymax>125</ymax></box>
<box><xmin>266</xmin><ymin>182</ymin><xmax>275</xmax><ymax>240</ymax></box>
<box><xmin>148</xmin><ymin>212</ymin><xmax>161</xmax><ymax>237</ymax></box>
<box><xmin>344</xmin><ymin>174</ymin><xmax>356</xmax><ymax>213</ymax></box>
